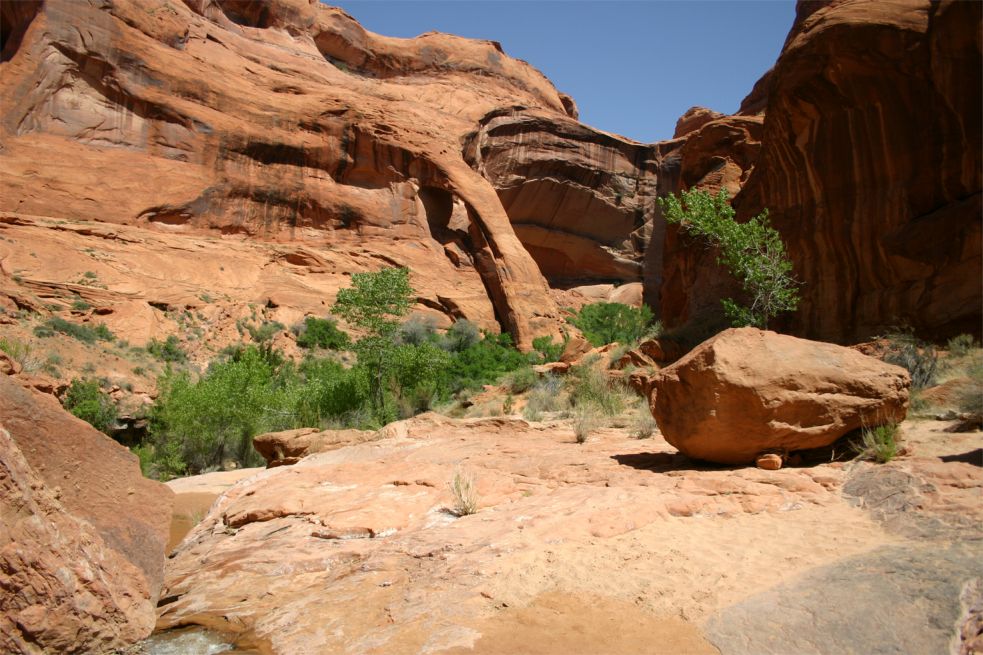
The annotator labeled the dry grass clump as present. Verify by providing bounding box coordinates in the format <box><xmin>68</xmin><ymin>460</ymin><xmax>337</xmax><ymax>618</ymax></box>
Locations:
<box><xmin>522</xmin><ymin>374</ymin><xmax>567</xmax><ymax>421</ymax></box>
<box><xmin>573</xmin><ymin>406</ymin><xmax>598</xmax><ymax>444</ymax></box>
<box><xmin>449</xmin><ymin>470</ymin><xmax>478</xmax><ymax>516</ymax></box>
<box><xmin>630</xmin><ymin>406</ymin><xmax>658</xmax><ymax>439</ymax></box>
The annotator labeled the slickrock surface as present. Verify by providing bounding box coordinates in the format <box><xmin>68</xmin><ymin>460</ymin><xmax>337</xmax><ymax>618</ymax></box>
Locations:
<box><xmin>157</xmin><ymin>412</ymin><xmax>981</xmax><ymax>654</ymax></box>
<box><xmin>0</xmin><ymin>376</ymin><xmax>173</xmax><ymax>652</ymax></box>
<box><xmin>651</xmin><ymin>328</ymin><xmax>911</xmax><ymax>465</ymax></box>
<box><xmin>660</xmin><ymin>0</ymin><xmax>982</xmax><ymax>342</ymax></box>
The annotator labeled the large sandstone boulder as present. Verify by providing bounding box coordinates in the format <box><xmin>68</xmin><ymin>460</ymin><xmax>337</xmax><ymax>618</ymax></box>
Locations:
<box><xmin>0</xmin><ymin>376</ymin><xmax>173</xmax><ymax>652</ymax></box>
<box><xmin>650</xmin><ymin>328</ymin><xmax>910</xmax><ymax>465</ymax></box>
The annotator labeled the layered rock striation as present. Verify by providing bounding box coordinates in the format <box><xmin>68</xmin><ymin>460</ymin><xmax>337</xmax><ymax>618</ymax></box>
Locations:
<box><xmin>660</xmin><ymin>0</ymin><xmax>982</xmax><ymax>342</ymax></box>
<box><xmin>0</xmin><ymin>0</ymin><xmax>587</xmax><ymax>346</ymax></box>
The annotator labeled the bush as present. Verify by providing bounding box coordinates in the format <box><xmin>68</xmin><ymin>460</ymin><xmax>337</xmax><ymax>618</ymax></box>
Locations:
<box><xmin>147</xmin><ymin>335</ymin><xmax>187</xmax><ymax>363</ymax></box>
<box><xmin>853</xmin><ymin>422</ymin><xmax>899</xmax><ymax>463</ymax></box>
<box><xmin>532</xmin><ymin>335</ymin><xmax>564</xmax><ymax>363</ymax></box>
<box><xmin>64</xmin><ymin>378</ymin><xmax>118</xmax><ymax>435</ymax></box>
<box><xmin>573</xmin><ymin>406</ymin><xmax>597</xmax><ymax>444</ymax></box>
<box><xmin>247</xmin><ymin>320</ymin><xmax>285</xmax><ymax>343</ymax></box>
<box><xmin>883</xmin><ymin>332</ymin><xmax>938</xmax><ymax>390</ymax></box>
<box><xmin>296</xmin><ymin>317</ymin><xmax>350</xmax><ymax>350</ymax></box>
<box><xmin>294</xmin><ymin>358</ymin><xmax>370</xmax><ymax>426</ymax></box>
<box><xmin>566</xmin><ymin>360</ymin><xmax>626</xmax><ymax>416</ymax></box>
<box><xmin>507</xmin><ymin>366</ymin><xmax>537</xmax><ymax>393</ymax></box>
<box><xmin>947</xmin><ymin>334</ymin><xmax>978</xmax><ymax>358</ymax></box>
<box><xmin>398</xmin><ymin>315</ymin><xmax>438</xmax><ymax>346</ymax></box>
<box><xmin>442</xmin><ymin>331</ymin><xmax>527</xmax><ymax>393</ymax></box>
<box><xmin>0</xmin><ymin>336</ymin><xmax>31</xmax><ymax>364</ymax></box>
<box><xmin>659</xmin><ymin>189</ymin><xmax>799</xmax><ymax>328</ymax></box>
<box><xmin>444</xmin><ymin>320</ymin><xmax>481</xmax><ymax>352</ymax></box>
<box><xmin>34</xmin><ymin>317</ymin><xmax>114</xmax><ymax>343</ymax></box>
<box><xmin>630</xmin><ymin>406</ymin><xmax>658</xmax><ymax>439</ymax></box>
<box><xmin>569</xmin><ymin>302</ymin><xmax>654</xmax><ymax>347</ymax></box>
<box><xmin>522</xmin><ymin>375</ymin><xmax>567</xmax><ymax>421</ymax></box>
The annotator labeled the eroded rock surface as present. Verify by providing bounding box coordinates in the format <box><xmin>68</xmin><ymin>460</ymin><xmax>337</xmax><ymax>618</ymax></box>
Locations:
<box><xmin>158</xmin><ymin>410</ymin><xmax>983</xmax><ymax>655</ymax></box>
<box><xmin>160</xmin><ymin>412</ymin><xmax>884</xmax><ymax>653</ymax></box>
<box><xmin>0</xmin><ymin>376</ymin><xmax>173</xmax><ymax>653</ymax></box>
<box><xmin>651</xmin><ymin>328</ymin><xmax>911</xmax><ymax>465</ymax></box>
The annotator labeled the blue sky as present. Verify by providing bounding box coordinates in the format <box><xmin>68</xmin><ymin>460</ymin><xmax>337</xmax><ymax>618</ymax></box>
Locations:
<box><xmin>327</xmin><ymin>1</ymin><xmax>796</xmax><ymax>143</ymax></box>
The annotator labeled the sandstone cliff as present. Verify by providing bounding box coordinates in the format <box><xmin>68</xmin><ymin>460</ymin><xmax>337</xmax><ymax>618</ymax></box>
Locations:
<box><xmin>0</xmin><ymin>0</ymin><xmax>592</xmax><ymax>347</ymax></box>
<box><xmin>660</xmin><ymin>0</ymin><xmax>982</xmax><ymax>342</ymax></box>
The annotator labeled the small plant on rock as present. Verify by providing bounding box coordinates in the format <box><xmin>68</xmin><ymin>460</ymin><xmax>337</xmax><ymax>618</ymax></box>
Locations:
<box><xmin>854</xmin><ymin>421</ymin><xmax>899</xmax><ymax>464</ymax></box>
<box><xmin>630</xmin><ymin>406</ymin><xmax>658</xmax><ymax>439</ymax></box>
<box><xmin>449</xmin><ymin>470</ymin><xmax>478</xmax><ymax>516</ymax></box>
<box><xmin>573</xmin><ymin>406</ymin><xmax>598</xmax><ymax>444</ymax></box>
<box><xmin>147</xmin><ymin>335</ymin><xmax>187</xmax><ymax>363</ymax></box>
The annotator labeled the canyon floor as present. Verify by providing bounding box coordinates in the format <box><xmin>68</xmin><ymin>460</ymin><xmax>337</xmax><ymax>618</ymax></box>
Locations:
<box><xmin>153</xmin><ymin>413</ymin><xmax>983</xmax><ymax>655</ymax></box>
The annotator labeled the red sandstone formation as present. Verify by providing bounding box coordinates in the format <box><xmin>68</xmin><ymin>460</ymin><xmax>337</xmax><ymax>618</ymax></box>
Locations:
<box><xmin>0</xmin><ymin>0</ymin><xmax>583</xmax><ymax>347</ymax></box>
<box><xmin>0</xmin><ymin>376</ymin><xmax>173</xmax><ymax>652</ymax></box>
<box><xmin>659</xmin><ymin>0</ymin><xmax>982</xmax><ymax>342</ymax></box>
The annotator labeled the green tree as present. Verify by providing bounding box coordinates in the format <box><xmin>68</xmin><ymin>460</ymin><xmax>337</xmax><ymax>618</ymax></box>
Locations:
<box><xmin>569</xmin><ymin>302</ymin><xmax>654</xmax><ymax>347</ymax></box>
<box><xmin>658</xmin><ymin>188</ymin><xmax>799</xmax><ymax>329</ymax></box>
<box><xmin>332</xmin><ymin>267</ymin><xmax>414</xmax><ymax>419</ymax></box>
<box><xmin>64</xmin><ymin>378</ymin><xmax>118</xmax><ymax>435</ymax></box>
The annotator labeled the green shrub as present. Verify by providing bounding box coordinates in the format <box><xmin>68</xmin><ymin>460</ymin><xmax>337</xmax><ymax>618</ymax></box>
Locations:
<box><xmin>147</xmin><ymin>335</ymin><xmax>188</xmax><ymax>363</ymax></box>
<box><xmin>442</xmin><ymin>331</ymin><xmax>527</xmax><ymax>393</ymax></box>
<box><xmin>956</xmin><ymin>358</ymin><xmax>983</xmax><ymax>419</ymax></box>
<box><xmin>507</xmin><ymin>366</ymin><xmax>537</xmax><ymax>394</ymax></box>
<box><xmin>294</xmin><ymin>358</ymin><xmax>370</xmax><ymax>426</ymax></box>
<box><xmin>33</xmin><ymin>317</ymin><xmax>114</xmax><ymax>343</ymax></box>
<box><xmin>0</xmin><ymin>336</ymin><xmax>31</xmax><ymax>364</ymax></box>
<box><xmin>853</xmin><ymin>422</ymin><xmax>899</xmax><ymax>463</ymax></box>
<box><xmin>659</xmin><ymin>189</ymin><xmax>799</xmax><ymax>328</ymax></box>
<box><xmin>71</xmin><ymin>298</ymin><xmax>92</xmax><ymax>311</ymax></box>
<box><xmin>296</xmin><ymin>317</ymin><xmax>350</xmax><ymax>350</ymax></box>
<box><xmin>149</xmin><ymin>346</ymin><xmax>298</xmax><ymax>474</ymax></box>
<box><xmin>532</xmin><ymin>335</ymin><xmax>564</xmax><ymax>363</ymax></box>
<box><xmin>569</xmin><ymin>302</ymin><xmax>654</xmax><ymax>347</ymax></box>
<box><xmin>64</xmin><ymin>378</ymin><xmax>118</xmax><ymax>435</ymax></box>
<box><xmin>247</xmin><ymin>320</ymin><xmax>285</xmax><ymax>343</ymax></box>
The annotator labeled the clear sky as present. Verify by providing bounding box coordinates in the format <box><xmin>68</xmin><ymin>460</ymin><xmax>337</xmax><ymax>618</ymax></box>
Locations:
<box><xmin>327</xmin><ymin>1</ymin><xmax>797</xmax><ymax>143</ymax></box>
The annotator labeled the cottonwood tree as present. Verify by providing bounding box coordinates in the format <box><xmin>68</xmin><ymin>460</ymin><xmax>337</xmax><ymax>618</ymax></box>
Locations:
<box><xmin>658</xmin><ymin>188</ymin><xmax>799</xmax><ymax>329</ymax></box>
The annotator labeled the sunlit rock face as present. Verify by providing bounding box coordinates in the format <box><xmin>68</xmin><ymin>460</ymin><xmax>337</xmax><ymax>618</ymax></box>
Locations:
<box><xmin>0</xmin><ymin>0</ymin><xmax>585</xmax><ymax>346</ymax></box>
<box><xmin>657</xmin><ymin>0</ymin><xmax>982</xmax><ymax>342</ymax></box>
